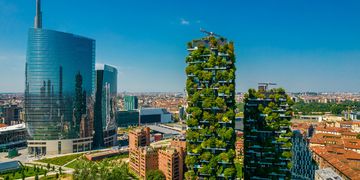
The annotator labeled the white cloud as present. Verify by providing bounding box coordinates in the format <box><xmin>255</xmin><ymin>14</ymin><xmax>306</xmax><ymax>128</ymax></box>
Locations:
<box><xmin>180</xmin><ymin>18</ymin><xmax>190</xmax><ymax>25</ymax></box>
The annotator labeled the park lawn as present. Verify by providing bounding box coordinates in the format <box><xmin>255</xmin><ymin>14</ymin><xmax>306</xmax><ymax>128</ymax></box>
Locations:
<box><xmin>0</xmin><ymin>166</ymin><xmax>47</xmax><ymax>180</ymax></box>
<box><xmin>40</xmin><ymin>173</ymin><xmax>72</xmax><ymax>180</ymax></box>
<box><xmin>37</xmin><ymin>153</ymin><xmax>84</xmax><ymax>166</ymax></box>
<box><xmin>65</xmin><ymin>153</ymin><xmax>129</xmax><ymax>169</ymax></box>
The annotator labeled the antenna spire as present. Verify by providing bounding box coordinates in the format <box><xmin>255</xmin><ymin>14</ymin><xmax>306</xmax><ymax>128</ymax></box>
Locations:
<box><xmin>34</xmin><ymin>0</ymin><xmax>42</xmax><ymax>28</ymax></box>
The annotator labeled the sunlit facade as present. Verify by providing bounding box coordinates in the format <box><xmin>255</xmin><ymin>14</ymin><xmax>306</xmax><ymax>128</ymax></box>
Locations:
<box><xmin>94</xmin><ymin>64</ymin><xmax>118</xmax><ymax>148</ymax></box>
<box><xmin>25</xmin><ymin>28</ymin><xmax>95</xmax><ymax>155</ymax></box>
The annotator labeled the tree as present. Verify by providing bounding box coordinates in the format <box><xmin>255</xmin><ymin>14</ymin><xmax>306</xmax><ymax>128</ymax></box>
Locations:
<box><xmin>146</xmin><ymin>170</ymin><xmax>166</xmax><ymax>180</ymax></box>
<box><xmin>73</xmin><ymin>159</ymin><xmax>130</xmax><ymax>180</ymax></box>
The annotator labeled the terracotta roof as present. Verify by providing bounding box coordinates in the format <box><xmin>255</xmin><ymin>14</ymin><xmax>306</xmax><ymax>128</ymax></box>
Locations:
<box><xmin>311</xmin><ymin>146</ymin><xmax>360</xmax><ymax>179</ymax></box>
<box><xmin>343</xmin><ymin>139</ymin><xmax>360</xmax><ymax>150</ymax></box>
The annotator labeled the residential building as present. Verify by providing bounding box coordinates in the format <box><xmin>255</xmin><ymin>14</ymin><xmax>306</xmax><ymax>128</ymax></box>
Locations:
<box><xmin>344</xmin><ymin>111</ymin><xmax>360</xmax><ymax>121</ymax></box>
<box><xmin>140</xmin><ymin>108</ymin><xmax>172</xmax><ymax>124</ymax></box>
<box><xmin>130</xmin><ymin>146</ymin><xmax>159</xmax><ymax>178</ymax></box>
<box><xmin>315</xmin><ymin>168</ymin><xmax>342</xmax><ymax>180</ymax></box>
<box><xmin>0</xmin><ymin>104</ymin><xmax>22</xmax><ymax>125</ymax></box>
<box><xmin>185</xmin><ymin>31</ymin><xmax>236</xmax><ymax>179</ymax></box>
<box><xmin>129</xmin><ymin>127</ymin><xmax>150</xmax><ymax>149</ymax></box>
<box><xmin>93</xmin><ymin>64</ymin><xmax>118</xmax><ymax>148</ymax></box>
<box><xmin>243</xmin><ymin>85</ymin><xmax>293</xmax><ymax>179</ymax></box>
<box><xmin>311</xmin><ymin>146</ymin><xmax>360</xmax><ymax>179</ymax></box>
<box><xmin>25</xmin><ymin>0</ymin><xmax>94</xmax><ymax>155</ymax></box>
<box><xmin>291</xmin><ymin>130</ymin><xmax>318</xmax><ymax>179</ymax></box>
<box><xmin>124</xmin><ymin>96</ymin><xmax>138</xmax><ymax>111</ymax></box>
<box><xmin>158</xmin><ymin>147</ymin><xmax>184</xmax><ymax>180</ymax></box>
<box><xmin>0</xmin><ymin>124</ymin><xmax>27</xmax><ymax>152</ymax></box>
<box><xmin>129</xmin><ymin>126</ymin><xmax>187</xmax><ymax>179</ymax></box>
<box><xmin>129</xmin><ymin>127</ymin><xmax>157</xmax><ymax>179</ymax></box>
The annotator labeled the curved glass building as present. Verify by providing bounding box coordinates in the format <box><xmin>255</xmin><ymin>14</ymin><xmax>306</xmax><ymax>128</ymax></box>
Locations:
<box><xmin>94</xmin><ymin>64</ymin><xmax>118</xmax><ymax>148</ymax></box>
<box><xmin>25</xmin><ymin>0</ymin><xmax>95</xmax><ymax>155</ymax></box>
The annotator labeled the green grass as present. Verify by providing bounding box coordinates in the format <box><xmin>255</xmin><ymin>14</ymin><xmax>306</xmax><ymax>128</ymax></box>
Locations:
<box><xmin>40</xmin><ymin>174</ymin><xmax>72</xmax><ymax>180</ymax></box>
<box><xmin>37</xmin><ymin>153</ymin><xmax>84</xmax><ymax>166</ymax></box>
<box><xmin>0</xmin><ymin>166</ymin><xmax>47</xmax><ymax>180</ymax></box>
<box><xmin>65</xmin><ymin>153</ymin><xmax>129</xmax><ymax>169</ymax></box>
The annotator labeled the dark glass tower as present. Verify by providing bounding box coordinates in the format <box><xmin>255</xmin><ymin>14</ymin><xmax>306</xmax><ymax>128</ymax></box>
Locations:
<box><xmin>25</xmin><ymin>0</ymin><xmax>95</xmax><ymax>155</ymax></box>
<box><xmin>124</xmin><ymin>96</ymin><xmax>138</xmax><ymax>111</ymax></box>
<box><xmin>243</xmin><ymin>85</ymin><xmax>294</xmax><ymax>179</ymax></box>
<box><xmin>185</xmin><ymin>31</ymin><xmax>236</xmax><ymax>179</ymax></box>
<box><xmin>94</xmin><ymin>64</ymin><xmax>118</xmax><ymax>148</ymax></box>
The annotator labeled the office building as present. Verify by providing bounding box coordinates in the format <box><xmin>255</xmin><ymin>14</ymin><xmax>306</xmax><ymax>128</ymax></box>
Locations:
<box><xmin>25</xmin><ymin>0</ymin><xmax>95</xmax><ymax>155</ymax></box>
<box><xmin>93</xmin><ymin>64</ymin><xmax>118</xmax><ymax>148</ymax></box>
<box><xmin>243</xmin><ymin>85</ymin><xmax>294</xmax><ymax>179</ymax></box>
<box><xmin>0</xmin><ymin>104</ymin><xmax>22</xmax><ymax>125</ymax></box>
<box><xmin>0</xmin><ymin>124</ymin><xmax>27</xmax><ymax>152</ymax></box>
<box><xmin>185</xmin><ymin>31</ymin><xmax>236</xmax><ymax>179</ymax></box>
<box><xmin>116</xmin><ymin>110</ymin><xmax>139</xmax><ymax>127</ymax></box>
<box><xmin>124</xmin><ymin>95</ymin><xmax>138</xmax><ymax>111</ymax></box>
<box><xmin>291</xmin><ymin>130</ymin><xmax>318</xmax><ymax>179</ymax></box>
<box><xmin>140</xmin><ymin>108</ymin><xmax>172</xmax><ymax>124</ymax></box>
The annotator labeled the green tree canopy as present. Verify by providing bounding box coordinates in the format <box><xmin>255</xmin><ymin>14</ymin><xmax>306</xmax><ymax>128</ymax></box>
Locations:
<box><xmin>146</xmin><ymin>170</ymin><xmax>166</xmax><ymax>180</ymax></box>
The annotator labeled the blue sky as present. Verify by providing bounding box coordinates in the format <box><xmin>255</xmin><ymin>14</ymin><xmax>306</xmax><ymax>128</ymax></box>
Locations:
<box><xmin>0</xmin><ymin>0</ymin><xmax>359</xmax><ymax>92</ymax></box>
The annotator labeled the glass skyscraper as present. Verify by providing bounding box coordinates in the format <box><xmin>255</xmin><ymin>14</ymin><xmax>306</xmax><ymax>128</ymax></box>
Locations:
<box><xmin>124</xmin><ymin>95</ymin><xmax>138</xmax><ymax>111</ymax></box>
<box><xmin>25</xmin><ymin>0</ymin><xmax>95</xmax><ymax>155</ymax></box>
<box><xmin>94</xmin><ymin>64</ymin><xmax>118</xmax><ymax>148</ymax></box>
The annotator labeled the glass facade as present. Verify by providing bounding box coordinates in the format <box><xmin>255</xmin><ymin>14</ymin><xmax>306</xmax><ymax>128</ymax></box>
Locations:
<box><xmin>94</xmin><ymin>64</ymin><xmax>117</xmax><ymax>148</ymax></box>
<box><xmin>124</xmin><ymin>96</ymin><xmax>138</xmax><ymax>111</ymax></box>
<box><xmin>25</xmin><ymin>28</ymin><xmax>95</xmax><ymax>141</ymax></box>
<box><xmin>116</xmin><ymin>110</ymin><xmax>140</xmax><ymax>127</ymax></box>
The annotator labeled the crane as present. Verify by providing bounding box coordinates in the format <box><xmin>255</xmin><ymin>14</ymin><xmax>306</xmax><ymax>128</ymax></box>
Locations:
<box><xmin>258</xmin><ymin>82</ymin><xmax>277</xmax><ymax>91</ymax></box>
<box><xmin>200</xmin><ymin>28</ymin><xmax>222</xmax><ymax>38</ymax></box>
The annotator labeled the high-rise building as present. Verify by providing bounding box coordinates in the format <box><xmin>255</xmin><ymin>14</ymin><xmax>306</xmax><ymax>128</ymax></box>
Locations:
<box><xmin>243</xmin><ymin>85</ymin><xmax>294</xmax><ymax>179</ymax></box>
<box><xmin>158</xmin><ymin>147</ymin><xmax>184</xmax><ymax>180</ymax></box>
<box><xmin>129</xmin><ymin>127</ymin><xmax>150</xmax><ymax>150</ymax></box>
<box><xmin>158</xmin><ymin>138</ymin><xmax>186</xmax><ymax>180</ymax></box>
<box><xmin>124</xmin><ymin>95</ymin><xmax>138</xmax><ymax>111</ymax></box>
<box><xmin>25</xmin><ymin>0</ymin><xmax>95</xmax><ymax>155</ymax></box>
<box><xmin>0</xmin><ymin>104</ymin><xmax>22</xmax><ymax>125</ymax></box>
<box><xmin>93</xmin><ymin>64</ymin><xmax>118</xmax><ymax>148</ymax></box>
<box><xmin>129</xmin><ymin>127</ymin><xmax>155</xmax><ymax>178</ymax></box>
<box><xmin>184</xmin><ymin>31</ymin><xmax>236</xmax><ymax>179</ymax></box>
<box><xmin>131</xmin><ymin>146</ymin><xmax>159</xmax><ymax>178</ymax></box>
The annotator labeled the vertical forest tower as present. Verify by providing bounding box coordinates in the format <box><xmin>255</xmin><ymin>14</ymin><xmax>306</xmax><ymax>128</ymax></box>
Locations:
<box><xmin>185</xmin><ymin>31</ymin><xmax>236</xmax><ymax>179</ymax></box>
<box><xmin>243</xmin><ymin>85</ymin><xmax>294</xmax><ymax>179</ymax></box>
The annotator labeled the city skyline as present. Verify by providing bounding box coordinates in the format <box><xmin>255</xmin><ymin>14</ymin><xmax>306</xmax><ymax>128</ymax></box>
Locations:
<box><xmin>1</xmin><ymin>0</ymin><xmax>360</xmax><ymax>93</ymax></box>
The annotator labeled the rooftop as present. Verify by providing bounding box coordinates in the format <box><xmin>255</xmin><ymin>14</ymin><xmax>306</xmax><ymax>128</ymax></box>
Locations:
<box><xmin>315</xmin><ymin>168</ymin><xmax>342</xmax><ymax>180</ymax></box>
<box><xmin>0</xmin><ymin>123</ymin><xmax>26</xmax><ymax>133</ymax></box>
